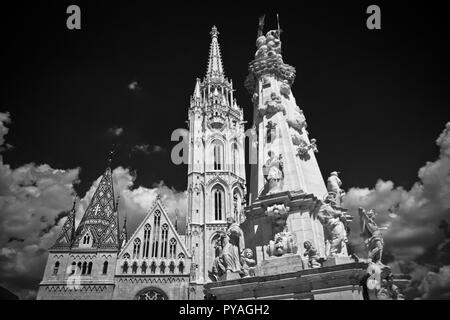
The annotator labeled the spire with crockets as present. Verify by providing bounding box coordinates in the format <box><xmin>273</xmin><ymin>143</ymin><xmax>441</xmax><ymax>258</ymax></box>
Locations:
<box><xmin>72</xmin><ymin>166</ymin><xmax>120</xmax><ymax>250</ymax></box>
<box><xmin>52</xmin><ymin>197</ymin><xmax>77</xmax><ymax>249</ymax></box>
<box><xmin>206</xmin><ymin>26</ymin><xmax>224</xmax><ymax>81</ymax></box>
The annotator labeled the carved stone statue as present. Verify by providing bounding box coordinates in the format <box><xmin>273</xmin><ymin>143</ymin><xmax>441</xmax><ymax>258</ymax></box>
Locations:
<box><xmin>326</xmin><ymin>171</ymin><xmax>345</xmax><ymax>205</ymax></box>
<box><xmin>262</xmin><ymin>151</ymin><xmax>284</xmax><ymax>194</ymax></box>
<box><xmin>358</xmin><ymin>207</ymin><xmax>385</xmax><ymax>263</ymax></box>
<box><xmin>297</xmin><ymin>137</ymin><xmax>318</xmax><ymax>161</ymax></box>
<box><xmin>267</xmin><ymin>231</ymin><xmax>298</xmax><ymax>257</ymax></box>
<box><xmin>255</xmin><ymin>29</ymin><xmax>282</xmax><ymax>59</ymax></box>
<box><xmin>303</xmin><ymin>241</ymin><xmax>321</xmax><ymax>268</ymax></box>
<box><xmin>209</xmin><ymin>218</ymin><xmax>246</xmax><ymax>281</ymax></box>
<box><xmin>317</xmin><ymin>199</ymin><xmax>348</xmax><ymax>257</ymax></box>
<box><xmin>240</xmin><ymin>248</ymin><xmax>256</xmax><ymax>277</ymax></box>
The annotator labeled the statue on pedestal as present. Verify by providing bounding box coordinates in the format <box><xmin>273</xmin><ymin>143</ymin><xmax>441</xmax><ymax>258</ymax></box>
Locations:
<box><xmin>326</xmin><ymin>171</ymin><xmax>345</xmax><ymax>206</ymax></box>
<box><xmin>209</xmin><ymin>217</ymin><xmax>246</xmax><ymax>281</ymax></box>
<box><xmin>317</xmin><ymin>198</ymin><xmax>349</xmax><ymax>258</ymax></box>
<box><xmin>358</xmin><ymin>207</ymin><xmax>386</xmax><ymax>263</ymax></box>
<box><xmin>303</xmin><ymin>241</ymin><xmax>321</xmax><ymax>268</ymax></box>
<box><xmin>262</xmin><ymin>151</ymin><xmax>284</xmax><ymax>194</ymax></box>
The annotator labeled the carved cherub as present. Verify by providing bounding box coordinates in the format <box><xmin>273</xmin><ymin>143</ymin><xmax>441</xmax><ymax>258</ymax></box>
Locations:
<box><xmin>240</xmin><ymin>248</ymin><xmax>256</xmax><ymax>277</ymax></box>
<box><xmin>303</xmin><ymin>241</ymin><xmax>321</xmax><ymax>268</ymax></box>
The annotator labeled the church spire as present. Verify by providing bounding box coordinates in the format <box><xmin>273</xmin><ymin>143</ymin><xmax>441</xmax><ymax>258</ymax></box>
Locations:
<box><xmin>73</xmin><ymin>166</ymin><xmax>120</xmax><ymax>250</ymax></box>
<box><xmin>206</xmin><ymin>26</ymin><xmax>224</xmax><ymax>81</ymax></box>
<box><xmin>52</xmin><ymin>197</ymin><xmax>77</xmax><ymax>250</ymax></box>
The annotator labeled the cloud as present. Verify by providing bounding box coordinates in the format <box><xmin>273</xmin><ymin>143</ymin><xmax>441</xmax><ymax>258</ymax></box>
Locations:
<box><xmin>343</xmin><ymin>122</ymin><xmax>450</xmax><ymax>261</ymax></box>
<box><xmin>0</xmin><ymin>112</ymin><xmax>186</xmax><ymax>299</ymax></box>
<box><xmin>131</xmin><ymin>144</ymin><xmax>166</xmax><ymax>155</ymax></box>
<box><xmin>342</xmin><ymin>122</ymin><xmax>450</xmax><ymax>299</ymax></box>
<box><xmin>0</xmin><ymin>112</ymin><xmax>13</xmax><ymax>151</ymax></box>
<box><xmin>107</xmin><ymin>126</ymin><xmax>124</xmax><ymax>137</ymax></box>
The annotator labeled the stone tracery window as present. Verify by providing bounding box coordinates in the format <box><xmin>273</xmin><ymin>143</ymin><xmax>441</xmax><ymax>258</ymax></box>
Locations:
<box><xmin>143</xmin><ymin>224</ymin><xmax>151</xmax><ymax>259</ymax></box>
<box><xmin>161</xmin><ymin>224</ymin><xmax>169</xmax><ymax>258</ymax></box>
<box><xmin>212</xmin><ymin>140</ymin><xmax>224</xmax><ymax>170</ymax></box>
<box><xmin>133</xmin><ymin>238</ymin><xmax>141</xmax><ymax>259</ymax></box>
<box><xmin>152</xmin><ymin>211</ymin><xmax>161</xmax><ymax>258</ymax></box>
<box><xmin>136</xmin><ymin>288</ymin><xmax>168</xmax><ymax>300</ymax></box>
<box><xmin>87</xmin><ymin>261</ymin><xmax>93</xmax><ymax>275</ymax></box>
<box><xmin>213</xmin><ymin>185</ymin><xmax>225</xmax><ymax>221</ymax></box>
<box><xmin>169</xmin><ymin>238</ymin><xmax>177</xmax><ymax>259</ymax></box>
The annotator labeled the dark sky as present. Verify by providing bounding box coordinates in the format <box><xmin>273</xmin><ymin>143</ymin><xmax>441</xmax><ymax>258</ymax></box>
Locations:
<box><xmin>1</xmin><ymin>1</ymin><xmax>449</xmax><ymax>197</ymax></box>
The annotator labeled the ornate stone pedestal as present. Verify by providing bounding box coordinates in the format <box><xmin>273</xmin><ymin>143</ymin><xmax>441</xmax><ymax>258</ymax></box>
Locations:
<box><xmin>256</xmin><ymin>254</ymin><xmax>306</xmax><ymax>276</ymax></box>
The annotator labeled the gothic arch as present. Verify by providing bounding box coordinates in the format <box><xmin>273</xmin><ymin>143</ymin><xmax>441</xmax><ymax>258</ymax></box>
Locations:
<box><xmin>206</xmin><ymin>176</ymin><xmax>228</xmax><ymax>190</ymax></box>
<box><xmin>211</xmin><ymin>184</ymin><xmax>226</xmax><ymax>221</ymax></box>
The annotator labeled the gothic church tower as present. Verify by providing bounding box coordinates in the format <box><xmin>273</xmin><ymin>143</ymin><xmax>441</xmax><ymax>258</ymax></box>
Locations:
<box><xmin>186</xmin><ymin>26</ymin><xmax>246</xmax><ymax>285</ymax></box>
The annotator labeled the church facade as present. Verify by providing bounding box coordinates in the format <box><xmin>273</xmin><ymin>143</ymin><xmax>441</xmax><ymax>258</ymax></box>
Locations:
<box><xmin>37</xmin><ymin>25</ymin><xmax>246</xmax><ymax>300</ymax></box>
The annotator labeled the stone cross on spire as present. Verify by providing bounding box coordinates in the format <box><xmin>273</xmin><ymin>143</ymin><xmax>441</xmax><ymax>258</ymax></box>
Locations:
<box><xmin>206</xmin><ymin>25</ymin><xmax>224</xmax><ymax>80</ymax></box>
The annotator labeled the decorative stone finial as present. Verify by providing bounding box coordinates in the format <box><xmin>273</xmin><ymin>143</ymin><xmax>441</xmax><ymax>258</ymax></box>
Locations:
<box><xmin>210</xmin><ymin>25</ymin><xmax>219</xmax><ymax>38</ymax></box>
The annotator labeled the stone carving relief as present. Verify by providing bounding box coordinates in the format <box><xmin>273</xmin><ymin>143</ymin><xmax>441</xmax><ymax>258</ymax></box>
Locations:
<box><xmin>267</xmin><ymin>231</ymin><xmax>298</xmax><ymax>257</ymax></box>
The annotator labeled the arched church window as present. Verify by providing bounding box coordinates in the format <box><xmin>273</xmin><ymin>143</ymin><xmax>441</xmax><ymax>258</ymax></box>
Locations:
<box><xmin>141</xmin><ymin>261</ymin><xmax>147</xmax><ymax>274</ymax></box>
<box><xmin>169</xmin><ymin>261</ymin><xmax>175</xmax><ymax>274</ymax></box>
<box><xmin>178</xmin><ymin>261</ymin><xmax>185</xmax><ymax>274</ymax></box>
<box><xmin>169</xmin><ymin>238</ymin><xmax>177</xmax><ymax>259</ymax></box>
<box><xmin>161</xmin><ymin>224</ymin><xmax>169</xmax><ymax>258</ymax></box>
<box><xmin>213</xmin><ymin>185</ymin><xmax>225</xmax><ymax>221</ymax></box>
<box><xmin>77</xmin><ymin>262</ymin><xmax>82</xmax><ymax>274</ymax></box>
<box><xmin>71</xmin><ymin>262</ymin><xmax>76</xmax><ymax>275</ymax></box>
<box><xmin>152</xmin><ymin>211</ymin><xmax>161</xmax><ymax>257</ymax></box>
<box><xmin>53</xmin><ymin>261</ymin><xmax>60</xmax><ymax>275</ymax></box>
<box><xmin>132</xmin><ymin>261</ymin><xmax>138</xmax><ymax>274</ymax></box>
<box><xmin>136</xmin><ymin>288</ymin><xmax>168</xmax><ymax>300</ymax></box>
<box><xmin>82</xmin><ymin>261</ymin><xmax>87</xmax><ymax>275</ymax></box>
<box><xmin>133</xmin><ymin>238</ymin><xmax>141</xmax><ymax>259</ymax></box>
<box><xmin>102</xmin><ymin>261</ymin><xmax>108</xmax><ymax>275</ymax></box>
<box><xmin>122</xmin><ymin>261</ymin><xmax>129</xmax><ymax>274</ymax></box>
<box><xmin>150</xmin><ymin>261</ymin><xmax>157</xmax><ymax>274</ymax></box>
<box><xmin>213</xmin><ymin>141</ymin><xmax>224</xmax><ymax>170</ymax></box>
<box><xmin>160</xmin><ymin>261</ymin><xmax>166</xmax><ymax>274</ymax></box>
<box><xmin>143</xmin><ymin>224</ymin><xmax>151</xmax><ymax>259</ymax></box>
<box><xmin>87</xmin><ymin>261</ymin><xmax>93</xmax><ymax>275</ymax></box>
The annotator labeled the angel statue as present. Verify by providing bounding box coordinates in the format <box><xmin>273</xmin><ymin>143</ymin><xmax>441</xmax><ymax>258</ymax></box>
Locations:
<box><xmin>358</xmin><ymin>207</ymin><xmax>386</xmax><ymax>264</ymax></box>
